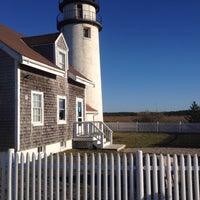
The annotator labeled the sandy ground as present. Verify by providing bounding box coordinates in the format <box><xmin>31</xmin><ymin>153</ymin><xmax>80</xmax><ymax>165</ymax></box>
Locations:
<box><xmin>122</xmin><ymin>147</ymin><xmax>200</xmax><ymax>156</ymax></box>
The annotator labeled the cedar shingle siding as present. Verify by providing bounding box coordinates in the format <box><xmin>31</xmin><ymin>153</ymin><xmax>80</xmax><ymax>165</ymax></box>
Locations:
<box><xmin>57</xmin><ymin>36</ymin><xmax>67</xmax><ymax>50</ymax></box>
<box><xmin>0</xmin><ymin>50</ymin><xmax>16</xmax><ymax>151</ymax></box>
<box><xmin>20</xmin><ymin>65</ymin><xmax>71</xmax><ymax>151</ymax></box>
<box><xmin>68</xmin><ymin>78</ymin><xmax>85</xmax><ymax>125</ymax></box>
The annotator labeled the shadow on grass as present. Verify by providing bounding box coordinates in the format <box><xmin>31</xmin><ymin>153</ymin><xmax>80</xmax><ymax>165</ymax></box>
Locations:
<box><xmin>113</xmin><ymin>132</ymin><xmax>200</xmax><ymax>149</ymax></box>
<box><xmin>151</xmin><ymin>133</ymin><xmax>200</xmax><ymax>148</ymax></box>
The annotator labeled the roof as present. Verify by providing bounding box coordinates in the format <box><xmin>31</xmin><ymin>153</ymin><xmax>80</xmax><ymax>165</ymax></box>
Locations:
<box><xmin>0</xmin><ymin>24</ymin><xmax>63</xmax><ymax>75</ymax></box>
<box><xmin>68</xmin><ymin>66</ymin><xmax>95</xmax><ymax>87</ymax></box>
<box><xmin>86</xmin><ymin>104</ymin><xmax>98</xmax><ymax>113</ymax></box>
<box><xmin>22</xmin><ymin>32</ymin><xmax>60</xmax><ymax>46</ymax></box>
<box><xmin>0</xmin><ymin>24</ymin><xmax>94</xmax><ymax>83</ymax></box>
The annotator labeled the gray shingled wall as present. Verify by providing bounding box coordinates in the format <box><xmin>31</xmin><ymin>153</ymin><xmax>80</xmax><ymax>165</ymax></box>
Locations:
<box><xmin>0</xmin><ymin>50</ymin><xmax>15</xmax><ymax>151</ymax></box>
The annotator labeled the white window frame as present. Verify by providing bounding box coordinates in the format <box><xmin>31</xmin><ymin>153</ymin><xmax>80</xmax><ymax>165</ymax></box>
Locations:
<box><xmin>57</xmin><ymin>95</ymin><xmax>67</xmax><ymax>124</ymax></box>
<box><xmin>31</xmin><ymin>91</ymin><xmax>44</xmax><ymax>126</ymax></box>
<box><xmin>56</xmin><ymin>48</ymin><xmax>67</xmax><ymax>70</ymax></box>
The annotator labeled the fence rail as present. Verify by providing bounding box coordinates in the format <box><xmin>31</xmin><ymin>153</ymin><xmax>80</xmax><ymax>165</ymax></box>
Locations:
<box><xmin>106</xmin><ymin>121</ymin><xmax>200</xmax><ymax>133</ymax></box>
<box><xmin>0</xmin><ymin>150</ymin><xmax>199</xmax><ymax>200</ymax></box>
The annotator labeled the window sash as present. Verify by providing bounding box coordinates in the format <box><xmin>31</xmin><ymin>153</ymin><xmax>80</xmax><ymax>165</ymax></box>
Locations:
<box><xmin>59</xmin><ymin>99</ymin><xmax>65</xmax><ymax>120</ymax></box>
<box><xmin>32</xmin><ymin>92</ymin><xmax>43</xmax><ymax>125</ymax></box>
<box><xmin>58</xmin><ymin>52</ymin><xmax>65</xmax><ymax>70</ymax></box>
<box><xmin>58</xmin><ymin>96</ymin><xmax>66</xmax><ymax>124</ymax></box>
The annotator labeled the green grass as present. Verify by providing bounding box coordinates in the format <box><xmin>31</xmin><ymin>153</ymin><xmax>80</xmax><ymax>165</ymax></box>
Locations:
<box><xmin>113</xmin><ymin>132</ymin><xmax>200</xmax><ymax>148</ymax></box>
<box><xmin>62</xmin><ymin>132</ymin><xmax>200</xmax><ymax>156</ymax></box>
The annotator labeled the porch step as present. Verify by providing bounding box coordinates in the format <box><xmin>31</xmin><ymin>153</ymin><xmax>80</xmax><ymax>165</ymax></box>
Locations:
<box><xmin>102</xmin><ymin>144</ymin><xmax>126</xmax><ymax>151</ymax></box>
<box><xmin>73</xmin><ymin>137</ymin><xmax>95</xmax><ymax>141</ymax></box>
<box><xmin>93</xmin><ymin>141</ymin><xmax>110</xmax><ymax>149</ymax></box>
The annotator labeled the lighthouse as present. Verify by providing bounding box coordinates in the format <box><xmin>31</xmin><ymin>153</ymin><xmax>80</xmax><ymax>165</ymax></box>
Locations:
<box><xmin>57</xmin><ymin>0</ymin><xmax>103</xmax><ymax>121</ymax></box>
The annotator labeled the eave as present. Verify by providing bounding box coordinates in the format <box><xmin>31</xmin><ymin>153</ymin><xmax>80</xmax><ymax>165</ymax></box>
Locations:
<box><xmin>0</xmin><ymin>41</ymin><xmax>65</xmax><ymax>77</ymax></box>
<box><xmin>22</xmin><ymin>56</ymin><xmax>65</xmax><ymax>77</ymax></box>
<box><xmin>68</xmin><ymin>71</ymin><xmax>95</xmax><ymax>87</ymax></box>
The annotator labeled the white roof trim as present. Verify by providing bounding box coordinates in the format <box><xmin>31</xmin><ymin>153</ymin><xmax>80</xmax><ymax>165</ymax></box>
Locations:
<box><xmin>86</xmin><ymin>110</ymin><xmax>98</xmax><ymax>114</ymax></box>
<box><xmin>68</xmin><ymin>71</ymin><xmax>95</xmax><ymax>87</ymax></box>
<box><xmin>22</xmin><ymin>56</ymin><xmax>65</xmax><ymax>77</ymax></box>
<box><xmin>55</xmin><ymin>33</ymin><xmax>69</xmax><ymax>52</ymax></box>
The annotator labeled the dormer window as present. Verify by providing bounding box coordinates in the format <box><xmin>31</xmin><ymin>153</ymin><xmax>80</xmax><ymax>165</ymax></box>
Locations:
<box><xmin>55</xmin><ymin>34</ymin><xmax>69</xmax><ymax>71</ymax></box>
<box><xmin>58</xmin><ymin>51</ymin><xmax>66</xmax><ymax>70</ymax></box>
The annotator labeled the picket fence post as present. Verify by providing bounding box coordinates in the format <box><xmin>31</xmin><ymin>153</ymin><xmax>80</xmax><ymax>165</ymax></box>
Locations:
<box><xmin>136</xmin><ymin>150</ymin><xmax>144</xmax><ymax>199</ymax></box>
<box><xmin>44</xmin><ymin>153</ymin><xmax>48</xmax><ymax>200</ymax></box>
<box><xmin>166</xmin><ymin>154</ymin><xmax>172</xmax><ymax>200</ymax></box>
<box><xmin>152</xmin><ymin>154</ymin><xmax>158</xmax><ymax>200</ymax></box>
<box><xmin>187</xmin><ymin>154</ymin><xmax>193</xmax><ymax>200</ymax></box>
<box><xmin>83</xmin><ymin>153</ymin><xmax>88</xmax><ymax>200</ymax></box>
<box><xmin>76</xmin><ymin>153</ymin><xmax>80</xmax><ymax>200</ymax></box>
<box><xmin>97</xmin><ymin>153</ymin><xmax>102</xmax><ymax>200</ymax></box>
<box><xmin>62</xmin><ymin>153</ymin><xmax>66</xmax><ymax>200</ymax></box>
<box><xmin>90</xmin><ymin>153</ymin><xmax>95</xmax><ymax>200</ymax></box>
<box><xmin>194</xmin><ymin>155</ymin><xmax>199</xmax><ymax>200</ymax></box>
<box><xmin>32</xmin><ymin>153</ymin><xmax>36</xmax><ymax>200</ymax></box>
<box><xmin>129</xmin><ymin>154</ymin><xmax>134</xmax><ymax>200</ymax></box>
<box><xmin>69</xmin><ymin>153</ymin><xmax>73</xmax><ymax>200</ymax></box>
<box><xmin>20</xmin><ymin>153</ymin><xmax>24</xmax><ymax>200</ymax></box>
<box><xmin>103</xmin><ymin>153</ymin><xmax>108</xmax><ymax>200</ymax></box>
<box><xmin>180</xmin><ymin>154</ymin><xmax>186</xmax><ymax>200</ymax></box>
<box><xmin>26</xmin><ymin>153</ymin><xmax>30</xmax><ymax>200</ymax></box>
<box><xmin>145</xmin><ymin>154</ymin><xmax>151</xmax><ymax>199</ymax></box>
<box><xmin>50</xmin><ymin>153</ymin><xmax>54</xmax><ymax>200</ymax></box>
<box><xmin>123</xmin><ymin>153</ymin><xmax>128</xmax><ymax>200</ymax></box>
<box><xmin>173</xmin><ymin>154</ymin><xmax>179</xmax><ymax>200</ymax></box>
<box><xmin>159</xmin><ymin>154</ymin><xmax>165</xmax><ymax>200</ymax></box>
<box><xmin>110</xmin><ymin>153</ymin><xmax>114</xmax><ymax>200</ymax></box>
<box><xmin>116</xmin><ymin>153</ymin><xmax>121</xmax><ymax>200</ymax></box>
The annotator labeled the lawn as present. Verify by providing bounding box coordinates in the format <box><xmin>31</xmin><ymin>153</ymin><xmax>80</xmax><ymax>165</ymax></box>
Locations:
<box><xmin>113</xmin><ymin>132</ymin><xmax>200</xmax><ymax>148</ymax></box>
<box><xmin>63</xmin><ymin>132</ymin><xmax>200</xmax><ymax>156</ymax></box>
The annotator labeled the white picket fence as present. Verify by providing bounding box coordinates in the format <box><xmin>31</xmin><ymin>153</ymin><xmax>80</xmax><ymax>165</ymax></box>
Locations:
<box><xmin>106</xmin><ymin>122</ymin><xmax>200</xmax><ymax>133</ymax></box>
<box><xmin>0</xmin><ymin>150</ymin><xmax>199</xmax><ymax>200</ymax></box>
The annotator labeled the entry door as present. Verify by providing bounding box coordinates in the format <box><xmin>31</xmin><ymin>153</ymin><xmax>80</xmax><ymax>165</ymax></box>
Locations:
<box><xmin>76</xmin><ymin>98</ymin><xmax>83</xmax><ymax>122</ymax></box>
<box><xmin>76</xmin><ymin>98</ymin><xmax>84</xmax><ymax>135</ymax></box>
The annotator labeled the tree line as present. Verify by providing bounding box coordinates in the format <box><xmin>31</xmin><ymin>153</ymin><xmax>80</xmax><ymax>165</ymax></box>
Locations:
<box><xmin>104</xmin><ymin>101</ymin><xmax>200</xmax><ymax>122</ymax></box>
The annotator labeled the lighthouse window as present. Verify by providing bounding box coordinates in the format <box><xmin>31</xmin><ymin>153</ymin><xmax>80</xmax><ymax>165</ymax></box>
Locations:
<box><xmin>58</xmin><ymin>51</ymin><xmax>66</xmax><ymax>70</ymax></box>
<box><xmin>77</xmin><ymin>4</ymin><xmax>83</xmax><ymax>18</ymax></box>
<box><xmin>83</xmin><ymin>27</ymin><xmax>91</xmax><ymax>38</ymax></box>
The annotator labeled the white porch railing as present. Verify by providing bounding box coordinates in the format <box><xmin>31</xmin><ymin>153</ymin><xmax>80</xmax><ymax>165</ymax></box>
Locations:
<box><xmin>73</xmin><ymin>121</ymin><xmax>113</xmax><ymax>148</ymax></box>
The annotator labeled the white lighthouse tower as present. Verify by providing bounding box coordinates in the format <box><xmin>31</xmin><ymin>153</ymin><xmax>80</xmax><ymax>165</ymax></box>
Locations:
<box><xmin>57</xmin><ymin>0</ymin><xmax>103</xmax><ymax>121</ymax></box>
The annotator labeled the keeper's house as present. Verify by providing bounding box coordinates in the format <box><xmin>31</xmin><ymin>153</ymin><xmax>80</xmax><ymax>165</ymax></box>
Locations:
<box><xmin>0</xmin><ymin>24</ymin><xmax>113</xmax><ymax>154</ymax></box>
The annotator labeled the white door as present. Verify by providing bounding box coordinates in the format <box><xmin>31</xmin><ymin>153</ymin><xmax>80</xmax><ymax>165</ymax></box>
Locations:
<box><xmin>76</xmin><ymin>98</ymin><xmax>83</xmax><ymax>135</ymax></box>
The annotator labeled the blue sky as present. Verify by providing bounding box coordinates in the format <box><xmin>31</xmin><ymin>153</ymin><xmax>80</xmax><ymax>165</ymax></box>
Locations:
<box><xmin>1</xmin><ymin>0</ymin><xmax>200</xmax><ymax>112</ymax></box>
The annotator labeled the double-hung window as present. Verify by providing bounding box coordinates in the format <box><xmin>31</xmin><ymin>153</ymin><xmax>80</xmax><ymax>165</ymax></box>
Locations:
<box><xmin>58</xmin><ymin>51</ymin><xmax>66</xmax><ymax>70</ymax></box>
<box><xmin>58</xmin><ymin>96</ymin><xmax>66</xmax><ymax>124</ymax></box>
<box><xmin>32</xmin><ymin>91</ymin><xmax>44</xmax><ymax>126</ymax></box>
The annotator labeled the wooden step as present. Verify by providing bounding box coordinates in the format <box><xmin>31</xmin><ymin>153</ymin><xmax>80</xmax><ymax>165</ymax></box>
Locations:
<box><xmin>102</xmin><ymin>144</ymin><xmax>126</xmax><ymax>151</ymax></box>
